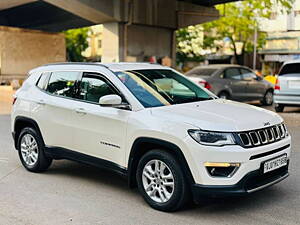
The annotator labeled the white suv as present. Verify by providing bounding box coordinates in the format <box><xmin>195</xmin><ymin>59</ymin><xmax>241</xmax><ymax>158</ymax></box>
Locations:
<box><xmin>12</xmin><ymin>63</ymin><xmax>291</xmax><ymax>212</ymax></box>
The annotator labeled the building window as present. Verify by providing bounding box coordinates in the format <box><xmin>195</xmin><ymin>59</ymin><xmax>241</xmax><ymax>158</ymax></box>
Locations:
<box><xmin>270</xmin><ymin>12</ymin><xmax>278</xmax><ymax>20</ymax></box>
<box><xmin>295</xmin><ymin>10</ymin><xmax>300</xmax><ymax>17</ymax></box>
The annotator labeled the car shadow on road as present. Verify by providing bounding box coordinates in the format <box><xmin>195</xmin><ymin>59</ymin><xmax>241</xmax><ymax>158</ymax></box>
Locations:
<box><xmin>187</xmin><ymin>187</ymin><xmax>286</xmax><ymax>213</ymax></box>
<box><xmin>43</xmin><ymin>160</ymin><xmax>137</xmax><ymax>195</ymax></box>
<box><xmin>43</xmin><ymin>159</ymin><xmax>289</xmax><ymax>214</ymax></box>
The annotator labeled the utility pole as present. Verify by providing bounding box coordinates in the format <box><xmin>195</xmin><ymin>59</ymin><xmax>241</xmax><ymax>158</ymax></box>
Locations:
<box><xmin>253</xmin><ymin>22</ymin><xmax>258</xmax><ymax>71</ymax></box>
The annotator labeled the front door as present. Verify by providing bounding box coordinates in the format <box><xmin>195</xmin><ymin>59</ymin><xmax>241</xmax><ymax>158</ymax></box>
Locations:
<box><xmin>70</xmin><ymin>72</ymin><xmax>131</xmax><ymax>167</ymax></box>
<box><xmin>240</xmin><ymin>68</ymin><xmax>265</xmax><ymax>100</ymax></box>
<box><xmin>224</xmin><ymin>68</ymin><xmax>249</xmax><ymax>100</ymax></box>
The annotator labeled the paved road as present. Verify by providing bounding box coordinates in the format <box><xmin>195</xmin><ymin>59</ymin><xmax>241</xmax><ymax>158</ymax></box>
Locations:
<box><xmin>0</xmin><ymin>106</ymin><xmax>300</xmax><ymax>225</ymax></box>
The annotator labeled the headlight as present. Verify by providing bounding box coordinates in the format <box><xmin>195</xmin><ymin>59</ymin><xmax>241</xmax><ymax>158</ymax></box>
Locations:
<box><xmin>188</xmin><ymin>130</ymin><xmax>236</xmax><ymax>146</ymax></box>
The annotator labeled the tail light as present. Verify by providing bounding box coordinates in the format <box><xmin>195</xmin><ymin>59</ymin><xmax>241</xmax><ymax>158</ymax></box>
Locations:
<box><xmin>199</xmin><ymin>80</ymin><xmax>212</xmax><ymax>90</ymax></box>
<box><xmin>12</xmin><ymin>96</ymin><xmax>17</xmax><ymax>105</ymax></box>
<box><xmin>275</xmin><ymin>78</ymin><xmax>280</xmax><ymax>90</ymax></box>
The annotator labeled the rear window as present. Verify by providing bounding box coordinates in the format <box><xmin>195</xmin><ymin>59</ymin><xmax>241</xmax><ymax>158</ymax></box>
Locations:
<box><xmin>46</xmin><ymin>71</ymin><xmax>80</xmax><ymax>98</ymax></box>
<box><xmin>279</xmin><ymin>63</ymin><xmax>300</xmax><ymax>75</ymax></box>
<box><xmin>186</xmin><ymin>68</ymin><xmax>217</xmax><ymax>76</ymax></box>
<box><xmin>36</xmin><ymin>73</ymin><xmax>48</xmax><ymax>89</ymax></box>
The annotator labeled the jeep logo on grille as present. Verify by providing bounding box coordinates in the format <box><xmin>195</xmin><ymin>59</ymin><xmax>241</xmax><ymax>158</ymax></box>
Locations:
<box><xmin>264</xmin><ymin>122</ymin><xmax>271</xmax><ymax>126</ymax></box>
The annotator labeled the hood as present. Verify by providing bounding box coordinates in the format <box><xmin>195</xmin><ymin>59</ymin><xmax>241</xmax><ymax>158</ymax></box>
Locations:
<box><xmin>150</xmin><ymin>99</ymin><xmax>282</xmax><ymax>132</ymax></box>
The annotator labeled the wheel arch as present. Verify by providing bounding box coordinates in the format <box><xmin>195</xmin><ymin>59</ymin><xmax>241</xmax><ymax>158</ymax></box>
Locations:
<box><xmin>266</xmin><ymin>87</ymin><xmax>274</xmax><ymax>94</ymax></box>
<box><xmin>218</xmin><ymin>90</ymin><xmax>231</xmax><ymax>98</ymax></box>
<box><xmin>13</xmin><ymin>116</ymin><xmax>44</xmax><ymax>150</ymax></box>
<box><xmin>127</xmin><ymin>137</ymin><xmax>195</xmax><ymax>188</ymax></box>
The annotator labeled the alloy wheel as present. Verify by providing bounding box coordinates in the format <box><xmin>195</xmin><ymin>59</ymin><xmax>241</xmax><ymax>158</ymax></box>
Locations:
<box><xmin>142</xmin><ymin>159</ymin><xmax>175</xmax><ymax>203</ymax></box>
<box><xmin>265</xmin><ymin>91</ymin><xmax>273</xmax><ymax>105</ymax></box>
<box><xmin>20</xmin><ymin>134</ymin><xmax>39</xmax><ymax>166</ymax></box>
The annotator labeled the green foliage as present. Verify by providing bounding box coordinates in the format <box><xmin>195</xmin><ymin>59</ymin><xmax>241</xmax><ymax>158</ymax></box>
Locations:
<box><xmin>64</xmin><ymin>27</ymin><xmax>89</xmax><ymax>62</ymax></box>
<box><xmin>176</xmin><ymin>0</ymin><xmax>294</xmax><ymax>64</ymax></box>
<box><xmin>176</xmin><ymin>25</ymin><xmax>205</xmax><ymax>62</ymax></box>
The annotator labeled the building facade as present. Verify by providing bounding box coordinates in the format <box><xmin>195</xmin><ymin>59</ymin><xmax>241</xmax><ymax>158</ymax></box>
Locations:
<box><xmin>82</xmin><ymin>25</ymin><xmax>103</xmax><ymax>62</ymax></box>
<box><xmin>259</xmin><ymin>0</ymin><xmax>300</xmax><ymax>75</ymax></box>
<box><xmin>0</xmin><ymin>26</ymin><xmax>65</xmax><ymax>83</ymax></box>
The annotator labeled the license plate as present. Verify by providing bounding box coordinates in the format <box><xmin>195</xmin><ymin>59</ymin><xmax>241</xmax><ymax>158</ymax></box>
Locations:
<box><xmin>288</xmin><ymin>80</ymin><xmax>300</xmax><ymax>89</ymax></box>
<box><xmin>263</xmin><ymin>154</ymin><xmax>287</xmax><ymax>174</ymax></box>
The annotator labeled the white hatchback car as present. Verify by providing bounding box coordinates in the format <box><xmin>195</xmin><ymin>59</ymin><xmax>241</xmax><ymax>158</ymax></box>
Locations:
<box><xmin>12</xmin><ymin>63</ymin><xmax>291</xmax><ymax>212</ymax></box>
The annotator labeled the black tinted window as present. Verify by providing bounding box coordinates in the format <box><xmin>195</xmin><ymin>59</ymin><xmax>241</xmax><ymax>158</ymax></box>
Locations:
<box><xmin>36</xmin><ymin>72</ymin><xmax>49</xmax><ymax>89</ymax></box>
<box><xmin>78</xmin><ymin>74</ymin><xmax>118</xmax><ymax>104</ymax></box>
<box><xmin>279</xmin><ymin>63</ymin><xmax>300</xmax><ymax>75</ymax></box>
<box><xmin>46</xmin><ymin>71</ymin><xmax>79</xmax><ymax>98</ymax></box>
<box><xmin>224</xmin><ymin>68</ymin><xmax>242</xmax><ymax>80</ymax></box>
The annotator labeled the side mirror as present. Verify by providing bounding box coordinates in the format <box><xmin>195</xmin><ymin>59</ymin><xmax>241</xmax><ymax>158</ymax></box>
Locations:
<box><xmin>99</xmin><ymin>94</ymin><xmax>122</xmax><ymax>105</ymax></box>
<box><xmin>99</xmin><ymin>95</ymin><xmax>131</xmax><ymax>110</ymax></box>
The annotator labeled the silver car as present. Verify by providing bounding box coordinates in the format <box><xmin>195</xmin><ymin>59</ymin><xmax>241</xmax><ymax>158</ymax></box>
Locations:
<box><xmin>274</xmin><ymin>60</ymin><xmax>300</xmax><ymax>112</ymax></box>
<box><xmin>185</xmin><ymin>64</ymin><xmax>274</xmax><ymax>105</ymax></box>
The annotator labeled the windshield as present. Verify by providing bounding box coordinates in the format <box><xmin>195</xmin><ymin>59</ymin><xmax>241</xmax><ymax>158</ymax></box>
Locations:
<box><xmin>115</xmin><ymin>69</ymin><xmax>215</xmax><ymax>108</ymax></box>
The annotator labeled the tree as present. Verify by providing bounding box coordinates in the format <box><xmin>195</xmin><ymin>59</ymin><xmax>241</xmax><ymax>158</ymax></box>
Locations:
<box><xmin>64</xmin><ymin>27</ymin><xmax>89</xmax><ymax>62</ymax></box>
<box><xmin>176</xmin><ymin>25</ymin><xmax>205</xmax><ymax>63</ymax></box>
<box><xmin>176</xmin><ymin>0</ymin><xmax>294</xmax><ymax>64</ymax></box>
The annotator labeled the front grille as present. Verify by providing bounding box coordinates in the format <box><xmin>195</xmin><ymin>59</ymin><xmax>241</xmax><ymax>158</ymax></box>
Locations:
<box><xmin>237</xmin><ymin>123</ymin><xmax>288</xmax><ymax>148</ymax></box>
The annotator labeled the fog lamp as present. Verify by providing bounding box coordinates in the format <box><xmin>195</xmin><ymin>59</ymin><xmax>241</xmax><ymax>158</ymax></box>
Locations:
<box><xmin>204</xmin><ymin>162</ymin><xmax>240</xmax><ymax>178</ymax></box>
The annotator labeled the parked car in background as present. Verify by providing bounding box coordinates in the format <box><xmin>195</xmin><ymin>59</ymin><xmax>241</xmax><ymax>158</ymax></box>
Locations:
<box><xmin>274</xmin><ymin>60</ymin><xmax>300</xmax><ymax>112</ymax></box>
<box><xmin>185</xmin><ymin>64</ymin><xmax>274</xmax><ymax>105</ymax></box>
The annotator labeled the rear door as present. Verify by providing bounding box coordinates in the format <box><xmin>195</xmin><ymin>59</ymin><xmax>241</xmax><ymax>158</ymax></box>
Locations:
<box><xmin>31</xmin><ymin>71</ymin><xmax>81</xmax><ymax>149</ymax></box>
<box><xmin>278</xmin><ymin>63</ymin><xmax>300</xmax><ymax>95</ymax></box>
<box><xmin>223</xmin><ymin>67</ymin><xmax>248</xmax><ymax>100</ymax></box>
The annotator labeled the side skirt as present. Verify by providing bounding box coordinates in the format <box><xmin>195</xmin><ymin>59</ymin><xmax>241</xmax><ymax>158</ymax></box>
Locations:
<box><xmin>45</xmin><ymin>146</ymin><xmax>128</xmax><ymax>178</ymax></box>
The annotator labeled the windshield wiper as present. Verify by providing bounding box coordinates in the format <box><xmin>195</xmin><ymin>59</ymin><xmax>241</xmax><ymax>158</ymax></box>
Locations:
<box><xmin>176</xmin><ymin>97</ymin><xmax>215</xmax><ymax>104</ymax></box>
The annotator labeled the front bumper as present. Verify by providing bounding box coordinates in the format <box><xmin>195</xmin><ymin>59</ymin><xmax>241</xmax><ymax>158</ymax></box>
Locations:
<box><xmin>191</xmin><ymin>163</ymin><xmax>289</xmax><ymax>201</ymax></box>
<box><xmin>182</xmin><ymin>134</ymin><xmax>291</xmax><ymax>186</ymax></box>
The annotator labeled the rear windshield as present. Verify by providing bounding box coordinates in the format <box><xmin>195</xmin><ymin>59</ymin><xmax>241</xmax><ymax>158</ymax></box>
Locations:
<box><xmin>186</xmin><ymin>68</ymin><xmax>217</xmax><ymax>76</ymax></box>
<box><xmin>279</xmin><ymin>63</ymin><xmax>300</xmax><ymax>75</ymax></box>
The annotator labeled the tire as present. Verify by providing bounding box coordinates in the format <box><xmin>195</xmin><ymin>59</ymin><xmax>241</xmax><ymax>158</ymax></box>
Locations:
<box><xmin>275</xmin><ymin>104</ymin><xmax>285</xmax><ymax>112</ymax></box>
<box><xmin>136</xmin><ymin>150</ymin><xmax>190</xmax><ymax>212</ymax></box>
<box><xmin>18</xmin><ymin>127</ymin><xmax>52</xmax><ymax>172</ymax></box>
<box><xmin>218</xmin><ymin>91</ymin><xmax>229</xmax><ymax>99</ymax></box>
<box><xmin>261</xmin><ymin>90</ymin><xmax>273</xmax><ymax>106</ymax></box>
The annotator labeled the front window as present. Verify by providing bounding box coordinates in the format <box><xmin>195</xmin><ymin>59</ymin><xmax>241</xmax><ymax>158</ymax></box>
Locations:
<box><xmin>115</xmin><ymin>69</ymin><xmax>214</xmax><ymax>108</ymax></box>
<box><xmin>78</xmin><ymin>73</ymin><xmax>119</xmax><ymax>104</ymax></box>
<box><xmin>240</xmin><ymin>69</ymin><xmax>257</xmax><ymax>80</ymax></box>
<box><xmin>224</xmin><ymin>68</ymin><xmax>242</xmax><ymax>80</ymax></box>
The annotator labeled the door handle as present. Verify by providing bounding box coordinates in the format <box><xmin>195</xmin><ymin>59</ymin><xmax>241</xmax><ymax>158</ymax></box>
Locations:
<box><xmin>36</xmin><ymin>99</ymin><xmax>46</xmax><ymax>105</ymax></box>
<box><xmin>75</xmin><ymin>108</ymin><xmax>87</xmax><ymax>115</ymax></box>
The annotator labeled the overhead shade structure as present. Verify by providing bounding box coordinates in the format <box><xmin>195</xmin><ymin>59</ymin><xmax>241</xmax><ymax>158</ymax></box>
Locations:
<box><xmin>0</xmin><ymin>0</ymin><xmax>241</xmax><ymax>32</ymax></box>
<box><xmin>188</xmin><ymin>0</ymin><xmax>240</xmax><ymax>6</ymax></box>
<box><xmin>0</xmin><ymin>0</ymin><xmax>241</xmax><ymax>75</ymax></box>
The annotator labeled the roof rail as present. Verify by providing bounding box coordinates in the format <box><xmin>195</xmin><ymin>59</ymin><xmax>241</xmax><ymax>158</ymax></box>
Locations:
<box><xmin>42</xmin><ymin>62</ymin><xmax>109</xmax><ymax>68</ymax></box>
